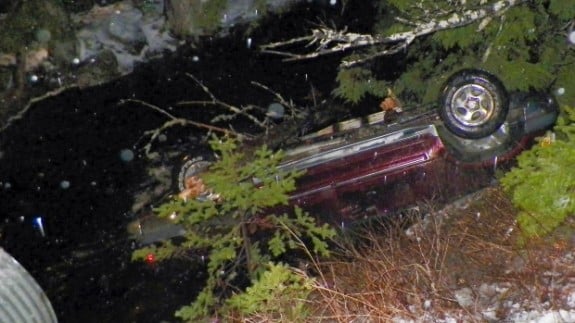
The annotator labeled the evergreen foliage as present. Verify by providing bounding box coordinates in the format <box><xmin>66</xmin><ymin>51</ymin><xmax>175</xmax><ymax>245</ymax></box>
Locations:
<box><xmin>334</xmin><ymin>1</ymin><xmax>575</xmax><ymax>108</ymax></box>
<box><xmin>224</xmin><ymin>262</ymin><xmax>314</xmax><ymax>320</ymax></box>
<box><xmin>332</xmin><ymin>66</ymin><xmax>389</xmax><ymax>104</ymax></box>
<box><xmin>132</xmin><ymin>137</ymin><xmax>335</xmax><ymax>321</ymax></box>
<box><xmin>501</xmin><ymin>106</ymin><xmax>575</xmax><ymax>239</ymax></box>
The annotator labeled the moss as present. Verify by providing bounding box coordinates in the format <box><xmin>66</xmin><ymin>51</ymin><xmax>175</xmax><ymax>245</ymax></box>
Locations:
<box><xmin>194</xmin><ymin>0</ymin><xmax>228</xmax><ymax>33</ymax></box>
<box><xmin>0</xmin><ymin>3</ymin><xmax>39</xmax><ymax>53</ymax></box>
<box><xmin>0</xmin><ymin>0</ymin><xmax>71</xmax><ymax>55</ymax></box>
<box><xmin>0</xmin><ymin>69</ymin><xmax>13</xmax><ymax>91</ymax></box>
<box><xmin>166</xmin><ymin>0</ymin><xmax>229</xmax><ymax>37</ymax></box>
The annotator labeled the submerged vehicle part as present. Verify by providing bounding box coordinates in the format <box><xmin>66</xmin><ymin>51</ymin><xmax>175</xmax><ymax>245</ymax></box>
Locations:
<box><xmin>127</xmin><ymin>212</ymin><xmax>186</xmax><ymax>245</ymax></box>
<box><xmin>128</xmin><ymin>69</ymin><xmax>559</xmax><ymax>244</ymax></box>
<box><xmin>0</xmin><ymin>248</ymin><xmax>58</xmax><ymax>323</ymax></box>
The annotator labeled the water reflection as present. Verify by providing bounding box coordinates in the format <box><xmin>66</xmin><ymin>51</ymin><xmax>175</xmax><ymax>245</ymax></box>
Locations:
<box><xmin>34</xmin><ymin>216</ymin><xmax>46</xmax><ymax>237</ymax></box>
<box><xmin>0</xmin><ymin>68</ymin><xmax>190</xmax><ymax>321</ymax></box>
<box><xmin>0</xmin><ymin>3</ymin><xmax>347</xmax><ymax>320</ymax></box>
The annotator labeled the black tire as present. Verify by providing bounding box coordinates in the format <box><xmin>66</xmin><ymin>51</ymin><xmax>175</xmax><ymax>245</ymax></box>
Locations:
<box><xmin>439</xmin><ymin>69</ymin><xmax>509</xmax><ymax>139</ymax></box>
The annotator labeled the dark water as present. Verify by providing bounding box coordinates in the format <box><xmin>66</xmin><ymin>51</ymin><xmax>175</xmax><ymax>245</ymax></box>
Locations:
<box><xmin>0</xmin><ymin>2</ymin><xmax>380</xmax><ymax>321</ymax></box>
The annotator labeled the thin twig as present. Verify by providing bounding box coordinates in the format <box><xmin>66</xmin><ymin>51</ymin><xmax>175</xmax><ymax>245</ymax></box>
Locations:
<box><xmin>250</xmin><ymin>81</ymin><xmax>305</xmax><ymax>119</ymax></box>
<box><xmin>0</xmin><ymin>85</ymin><xmax>78</xmax><ymax>132</ymax></box>
<box><xmin>118</xmin><ymin>99</ymin><xmax>249</xmax><ymax>158</ymax></box>
<box><xmin>180</xmin><ymin>73</ymin><xmax>268</xmax><ymax>128</ymax></box>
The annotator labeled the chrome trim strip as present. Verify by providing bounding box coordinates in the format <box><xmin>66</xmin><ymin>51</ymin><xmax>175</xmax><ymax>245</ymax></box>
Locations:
<box><xmin>280</xmin><ymin>125</ymin><xmax>439</xmax><ymax>172</ymax></box>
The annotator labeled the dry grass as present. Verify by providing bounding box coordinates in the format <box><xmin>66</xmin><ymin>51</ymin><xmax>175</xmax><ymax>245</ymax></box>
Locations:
<box><xmin>297</xmin><ymin>187</ymin><xmax>575</xmax><ymax>322</ymax></box>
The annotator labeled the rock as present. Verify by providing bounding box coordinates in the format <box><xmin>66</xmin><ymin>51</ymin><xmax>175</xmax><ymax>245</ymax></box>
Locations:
<box><xmin>454</xmin><ymin>287</ymin><xmax>475</xmax><ymax>308</ymax></box>
<box><xmin>0</xmin><ymin>0</ymin><xmax>306</xmax><ymax>131</ymax></box>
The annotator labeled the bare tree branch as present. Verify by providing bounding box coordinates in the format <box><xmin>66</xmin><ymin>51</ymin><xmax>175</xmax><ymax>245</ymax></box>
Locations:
<box><xmin>178</xmin><ymin>73</ymin><xmax>269</xmax><ymax>128</ymax></box>
<box><xmin>250</xmin><ymin>81</ymin><xmax>305</xmax><ymax>119</ymax></box>
<box><xmin>0</xmin><ymin>85</ymin><xmax>79</xmax><ymax>133</ymax></box>
<box><xmin>119</xmin><ymin>75</ymin><xmax>314</xmax><ymax>158</ymax></box>
<box><xmin>260</xmin><ymin>0</ymin><xmax>526</xmax><ymax>67</ymax></box>
<box><xmin>118</xmin><ymin>99</ymin><xmax>249</xmax><ymax>158</ymax></box>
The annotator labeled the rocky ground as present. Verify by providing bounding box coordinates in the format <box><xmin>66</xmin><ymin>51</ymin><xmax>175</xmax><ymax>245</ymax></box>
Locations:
<box><xmin>306</xmin><ymin>187</ymin><xmax>575</xmax><ymax>322</ymax></box>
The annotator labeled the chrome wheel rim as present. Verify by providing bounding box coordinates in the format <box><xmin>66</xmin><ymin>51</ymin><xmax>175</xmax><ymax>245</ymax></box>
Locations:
<box><xmin>178</xmin><ymin>159</ymin><xmax>212</xmax><ymax>191</ymax></box>
<box><xmin>450</xmin><ymin>84</ymin><xmax>495</xmax><ymax>127</ymax></box>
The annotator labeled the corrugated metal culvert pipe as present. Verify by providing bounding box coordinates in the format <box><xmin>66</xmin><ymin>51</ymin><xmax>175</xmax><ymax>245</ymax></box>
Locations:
<box><xmin>0</xmin><ymin>248</ymin><xmax>57</xmax><ymax>323</ymax></box>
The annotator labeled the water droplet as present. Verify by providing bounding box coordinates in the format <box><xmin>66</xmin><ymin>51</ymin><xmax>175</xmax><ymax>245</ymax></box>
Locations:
<box><xmin>60</xmin><ymin>180</ymin><xmax>71</xmax><ymax>189</ymax></box>
<box><xmin>246</xmin><ymin>37</ymin><xmax>252</xmax><ymax>48</ymax></box>
<box><xmin>35</xmin><ymin>29</ymin><xmax>52</xmax><ymax>43</ymax></box>
<box><xmin>72</xmin><ymin>57</ymin><xmax>80</xmax><ymax>65</ymax></box>
<box><xmin>556</xmin><ymin>87</ymin><xmax>565</xmax><ymax>96</ymax></box>
<box><xmin>4</xmin><ymin>182</ymin><xmax>11</xmax><ymax>189</ymax></box>
<box><xmin>29</xmin><ymin>74</ymin><xmax>39</xmax><ymax>82</ymax></box>
<box><xmin>330</xmin><ymin>0</ymin><xmax>337</xmax><ymax>5</ymax></box>
<box><xmin>119</xmin><ymin>149</ymin><xmax>135</xmax><ymax>162</ymax></box>
<box><xmin>192</xmin><ymin>55</ymin><xmax>199</xmax><ymax>62</ymax></box>
<box><xmin>267</xmin><ymin>103</ymin><xmax>285</xmax><ymax>119</ymax></box>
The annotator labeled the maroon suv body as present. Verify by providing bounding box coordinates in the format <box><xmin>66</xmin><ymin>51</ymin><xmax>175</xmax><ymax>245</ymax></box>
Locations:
<box><xmin>129</xmin><ymin>70</ymin><xmax>559</xmax><ymax>244</ymax></box>
<box><xmin>279</xmin><ymin>93</ymin><xmax>556</xmax><ymax>225</ymax></box>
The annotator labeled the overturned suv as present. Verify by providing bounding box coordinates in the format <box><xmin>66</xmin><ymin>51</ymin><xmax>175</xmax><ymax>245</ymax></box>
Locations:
<box><xmin>131</xmin><ymin>69</ymin><xmax>558</xmax><ymax>243</ymax></box>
